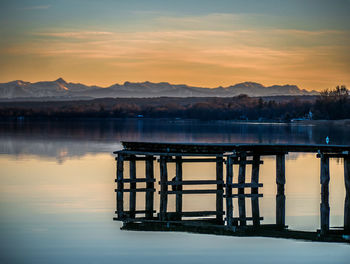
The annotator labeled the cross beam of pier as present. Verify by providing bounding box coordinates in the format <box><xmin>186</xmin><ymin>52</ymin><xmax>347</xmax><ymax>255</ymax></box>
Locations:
<box><xmin>114</xmin><ymin>141</ymin><xmax>350</xmax><ymax>239</ymax></box>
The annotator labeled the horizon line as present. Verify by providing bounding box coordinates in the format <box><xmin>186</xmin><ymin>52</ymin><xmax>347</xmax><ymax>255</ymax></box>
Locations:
<box><xmin>0</xmin><ymin>77</ymin><xmax>319</xmax><ymax>91</ymax></box>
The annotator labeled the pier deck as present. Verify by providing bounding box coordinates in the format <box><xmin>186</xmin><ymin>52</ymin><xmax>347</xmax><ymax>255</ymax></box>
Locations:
<box><xmin>114</xmin><ymin>141</ymin><xmax>350</xmax><ymax>243</ymax></box>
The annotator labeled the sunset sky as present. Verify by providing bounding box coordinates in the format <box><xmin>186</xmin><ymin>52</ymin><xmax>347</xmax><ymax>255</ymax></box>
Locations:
<box><xmin>0</xmin><ymin>0</ymin><xmax>349</xmax><ymax>91</ymax></box>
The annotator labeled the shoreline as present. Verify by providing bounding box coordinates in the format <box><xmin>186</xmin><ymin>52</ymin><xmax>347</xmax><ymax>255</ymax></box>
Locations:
<box><xmin>2</xmin><ymin>116</ymin><xmax>350</xmax><ymax>126</ymax></box>
<box><xmin>291</xmin><ymin>119</ymin><xmax>350</xmax><ymax>126</ymax></box>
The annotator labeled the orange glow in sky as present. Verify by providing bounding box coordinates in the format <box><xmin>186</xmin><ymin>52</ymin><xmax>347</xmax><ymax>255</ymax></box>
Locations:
<box><xmin>0</xmin><ymin>1</ymin><xmax>349</xmax><ymax>91</ymax></box>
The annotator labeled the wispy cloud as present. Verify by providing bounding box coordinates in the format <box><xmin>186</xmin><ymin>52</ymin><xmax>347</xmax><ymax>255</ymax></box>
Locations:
<box><xmin>3</xmin><ymin>16</ymin><xmax>350</xmax><ymax>90</ymax></box>
<box><xmin>155</xmin><ymin>13</ymin><xmax>242</xmax><ymax>30</ymax></box>
<box><xmin>9</xmin><ymin>28</ymin><xmax>349</xmax><ymax>66</ymax></box>
<box><xmin>35</xmin><ymin>31</ymin><xmax>114</xmax><ymax>39</ymax></box>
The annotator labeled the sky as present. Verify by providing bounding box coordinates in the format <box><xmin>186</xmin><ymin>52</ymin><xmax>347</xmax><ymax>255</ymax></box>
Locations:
<box><xmin>0</xmin><ymin>0</ymin><xmax>349</xmax><ymax>91</ymax></box>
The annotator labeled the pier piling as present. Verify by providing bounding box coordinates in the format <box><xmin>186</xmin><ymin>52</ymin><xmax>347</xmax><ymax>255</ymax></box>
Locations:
<box><xmin>175</xmin><ymin>156</ymin><xmax>183</xmax><ymax>220</ymax></box>
<box><xmin>216</xmin><ymin>156</ymin><xmax>224</xmax><ymax>223</ymax></box>
<box><xmin>226</xmin><ymin>155</ymin><xmax>234</xmax><ymax>226</ymax></box>
<box><xmin>145</xmin><ymin>155</ymin><xmax>155</xmax><ymax>219</ymax></box>
<box><xmin>320</xmin><ymin>155</ymin><xmax>330</xmax><ymax>235</ymax></box>
<box><xmin>129</xmin><ymin>156</ymin><xmax>136</xmax><ymax>218</ymax></box>
<box><xmin>251</xmin><ymin>155</ymin><xmax>261</xmax><ymax>227</ymax></box>
<box><xmin>344</xmin><ymin>156</ymin><xmax>350</xmax><ymax>234</ymax></box>
<box><xmin>160</xmin><ymin>156</ymin><xmax>168</xmax><ymax>221</ymax></box>
<box><xmin>116</xmin><ymin>154</ymin><xmax>124</xmax><ymax>219</ymax></box>
<box><xmin>276</xmin><ymin>153</ymin><xmax>286</xmax><ymax>228</ymax></box>
<box><xmin>238</xmin><ymin>153</ymin><xmax>247</xmax><ymax>226</ymax></box>
<box><xmin>114</xmin><ymin>142</ymin><xmax>350</xmax><ymax>241</ymax></box>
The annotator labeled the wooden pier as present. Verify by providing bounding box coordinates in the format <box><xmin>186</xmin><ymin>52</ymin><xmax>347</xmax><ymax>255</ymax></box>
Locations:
<box><xmin>114</xmin><ymin>142</ymin><xmax>350</xmax><ymax>242</ymax></box>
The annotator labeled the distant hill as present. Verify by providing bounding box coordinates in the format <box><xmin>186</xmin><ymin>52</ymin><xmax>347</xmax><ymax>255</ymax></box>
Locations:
<box><xmin>0</xmin><ymin>78</ymin><xmax>319</xmax><ymax>100</ymax></box>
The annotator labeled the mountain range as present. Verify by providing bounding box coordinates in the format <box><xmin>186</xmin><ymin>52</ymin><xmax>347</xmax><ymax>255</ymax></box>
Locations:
<box><xmin>0</xmin><ymin>78</ymin><xmax>318</xmax><ymax>100</ymax></box>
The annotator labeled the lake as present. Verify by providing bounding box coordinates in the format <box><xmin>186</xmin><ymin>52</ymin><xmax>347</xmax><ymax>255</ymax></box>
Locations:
<box><xmin>0</xmin><ymin>119</ymin><xmax>349</xmax><ymax>263</ymax></box>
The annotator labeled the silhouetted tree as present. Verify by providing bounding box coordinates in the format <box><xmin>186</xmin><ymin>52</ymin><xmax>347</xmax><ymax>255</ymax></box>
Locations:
<box><xmin>314</xmin><ymin>85</ymin><xmax>349</xmax><ymax>119</ymax></box>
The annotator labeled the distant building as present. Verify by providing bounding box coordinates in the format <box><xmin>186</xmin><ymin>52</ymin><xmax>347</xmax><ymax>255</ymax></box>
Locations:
<box><xmin>308</xmin><ymin>110</ymin><xmax>313</xmax><ymax>120</ymax></box>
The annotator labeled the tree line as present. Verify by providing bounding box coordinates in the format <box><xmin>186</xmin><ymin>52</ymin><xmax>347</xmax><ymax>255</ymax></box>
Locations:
<box><xmin>0</xmin><ymin>86</ymin><xmax>348</xmax><ymax>121</ymax></box>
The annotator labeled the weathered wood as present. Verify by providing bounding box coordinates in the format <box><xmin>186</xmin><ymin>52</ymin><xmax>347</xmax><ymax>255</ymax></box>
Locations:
<box><xmin>129</xmin><ymin>157</ymin><xmax>136</xmax><ymax>218</ymax></box>
<box><xmin>115</xmin><ymin>188</ymin><xmax>155</xmax><ymax>192</ymax></box>
<box><xmin>125</xmin><ymin>218</ymin><xmax>221</xmax><ymax>225</ymax></box>
<box><xmin>163</xmin><ymin>158</ymin><xmax>263</xmax><ymax>164</ymax></box>
<box><xmin>316</xmin><ymin>153</ymin><xmax>349</xmax><ymax>158</ymax></box>
<box><xmin>251</xmin><ymin>155</ymin><xmax>261</xmax><ymax>227</ymax></box>
<box><xmin>164</xmin><ymin>189</ymin><xmax>224</xmax><ymax>195</ymax></box>
<box><xmin>344</xmin><ymin>157</ymin><xmax>350</xmax><ymax>234</ymax></box>
<box><xmin>276</xmin><ymin>154</ymin><xmax>286</xmax><ymax>187</ymax></box>
<box><xmin>166</xmin><ymin>180</ymin><xmax>224</xmax><ymax>185</ymax></box>
<box><xmin>216</xmin><ymin>156</ymin><xmax>224</xmax><ymax>223</ymax></box>
<box><xmin>226</xmin><ymin>156</ymin><xmax>234</xmax><ymax>226</ymax></box>
<box><xmin>121</xmin><ymin>221</ymin><xmax>350</xmax><ymax>243</ymax></box>
<box><xmin>116</xmin><ymin>178</ymin><xmax>156</xmax><ymax>183</ymax></box>
<box><xmin>124</xmin><ymin>156</ymin><xmax>157</xmax><ymax>161</ymax></box>
<box><xmin>276</xmin><ymin>153</ymin><xmax>286</xmax><ymax>227</ymax></box>
<box><xmin>232</xmin><ymin>160</ymin><xmax>264</xmax><ymax>165</ymax></box>
<box><xmin>170</xmin><ymin>211</ymin><xmax>224</xmax><ymax>217</ymax></box>
<box><xmin>122</xmin><ymin>151</ymin><xmax>224</xmax><ymax>157</ymax></box>
<box><xmin>165</xmin><ymin>158</ymin><xmax>219</xmax><ymax>163</ymax></box>
<box><xmin>115</xmin><ymin>141</ymin><xmax>350</xmax><ymax>238</ymax></box>
<box><xmin>145</xmin><ymin>155</ymin><xmax>155</xmax><ymax>219</ymax></box>
<box><xmin>175</xmin><ymin>156</ymin><xmax>183</xmax><ymax>219</ymax></box>
<box><xmin>225</xmin><ymin>183</ymin><xmax>263</xmax><ymax>188</ymax></box>
<box><xmin>320</xmin><ymin>156</ymin><xmax>330</xmax><ymax>234</ymax></box>
<box><xmin>225</xmin><ymin>193</ymin><xmax>263</xmax><ymax>198</ymax></box>
<box><xmin>116</xmin><ymin>154</ymin><xmax>124</xmax><ymax>219</ymax></box>
<box><xmin>159</xmin><ymin>156</ymin><xmax>168</xmax><ymax>221</ymax></box>
<box><xmin>120</xmin><ymin>141</ymin><xmax>350</xmax><ymax>155</ymax></box>
<box><xmin>238</xmin><ymin>153</ymin><xmax>247</xmax><ymax>226</ymax></box>
<box><xmin>117</xmin><ymin>217</ymin><xmax>158</xmax><ymax>222</ymax></box>
<box><xmin>232</xmin><ymin>216</ymin><xmax>264</xmax><ymax>221</ymax></box>
<box><xmin>120</xmin><ymin>149</ymin><xmax>280</xmax><ymax>157</ymax></box>
<box><xmin>115</xmin><ymin>210</ymin><xmax>156</xmax><ymax>215</ymax></box>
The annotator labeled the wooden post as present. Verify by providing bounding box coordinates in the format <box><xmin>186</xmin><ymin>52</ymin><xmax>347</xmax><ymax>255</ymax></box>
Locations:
<box><xmin>238</xmin><ymin>153</ymin><xmax>247</xmax><ymax>226</ymax></box>
<box><xmin>175</xmin><ymin>156</ymin><xmax>183</xmax><ymax>220</ymax></box>
<box><xmin>226</xmin><ymin>155</ymin><xmax>234</xmax><ymax>226</ymax></box>
<box><xmin>251</xmin><ymin>155</ymin><xmax>261</xmax><ymax>227</ymax></box>
<box><xmin>145</xmin><ymin>155</ymin><xmax>154</xmax><ymax>219</ymax></box>
<box><xmin>216</xmin><ymin>156</ymin><xmax>224</xmax><ymax>224</ymax></box>
<box><xmin>276</xmin><ymin>153</ymin><xmax>286</xmax><ymax>228</ymax></box>
<box><xmin>344</xmin><ymin>156</ymin><xmax>350</xmax><ymax>234</ymax></box>
<box><xmin>129</xmin><ymin>156</ymin><xmax>136</xmax><ymax>218</ymax></box>
<box><xmin>320</xmin><ymin>155</ymin><xmax>330</xmax><ymax>235</ymax></box>
<box><xmin>116</xmin><ymin>153</ymin><xmax>124</xmax><ymax>219</ymax></box>
<box><xmin>159</xmin><ymin>156</ymin><xmax>168</xmax><ymax>221</ymax></box>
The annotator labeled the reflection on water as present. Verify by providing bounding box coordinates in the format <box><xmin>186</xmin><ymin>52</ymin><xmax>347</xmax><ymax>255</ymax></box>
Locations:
<box><xmin>1</xmin><ymin>119</ymin><xmax>350</xmax><ymax>160</ymax></box>
<box><xmin>0</xmin><ymin>119</ymin><xmax>349</xmax><ymax>263</ymax></box>
<box><xmin>116</xmin><ymin>153</ymin><xmax>345</xmax><ymax>232</ymax></box>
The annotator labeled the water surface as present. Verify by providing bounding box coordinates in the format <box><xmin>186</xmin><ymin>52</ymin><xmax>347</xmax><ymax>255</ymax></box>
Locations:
<box><xmin>0</xmin><ymin>119</ymin><xmax>349</xmax><ymax>263</ymax></box>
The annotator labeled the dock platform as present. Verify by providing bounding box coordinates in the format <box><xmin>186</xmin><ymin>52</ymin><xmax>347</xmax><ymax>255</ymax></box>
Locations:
<box><xmin>113</xmin><ymin>141</ymin><xmax>350</xmax><ymax>243</ymax></box>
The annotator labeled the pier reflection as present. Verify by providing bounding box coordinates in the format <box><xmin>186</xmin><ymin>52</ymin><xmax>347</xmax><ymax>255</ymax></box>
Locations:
<box><xmin>114</xmin><ymin>142</ymin><xmax>350</xmax><ymax>243</ymax></box>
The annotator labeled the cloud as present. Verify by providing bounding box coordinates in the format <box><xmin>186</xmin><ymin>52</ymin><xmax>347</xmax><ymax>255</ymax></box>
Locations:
<box><xmin>2</xmin><ymin>18</ymin><xmax>350</xmax><ymax>90</ymax></box>
<box><xmin>34</xmin><ymin>31</ymin><xmax>114</xmax><ymax>39</ymax></box>
<box><xmin>155</xmin><ymin>13</ymin><xmax>242</xmax><ymax>30</ymax></box>
<box><xmin>7</xmin><ymin>29</ymin><xmax>349</xmax><ymax>71</ymax></box>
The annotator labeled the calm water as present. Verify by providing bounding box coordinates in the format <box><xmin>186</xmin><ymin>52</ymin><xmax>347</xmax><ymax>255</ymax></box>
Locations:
<box><xmin>1</xmin><ymin>119</ymin><xmax>349</xmax><ymax>263</ymax></box>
